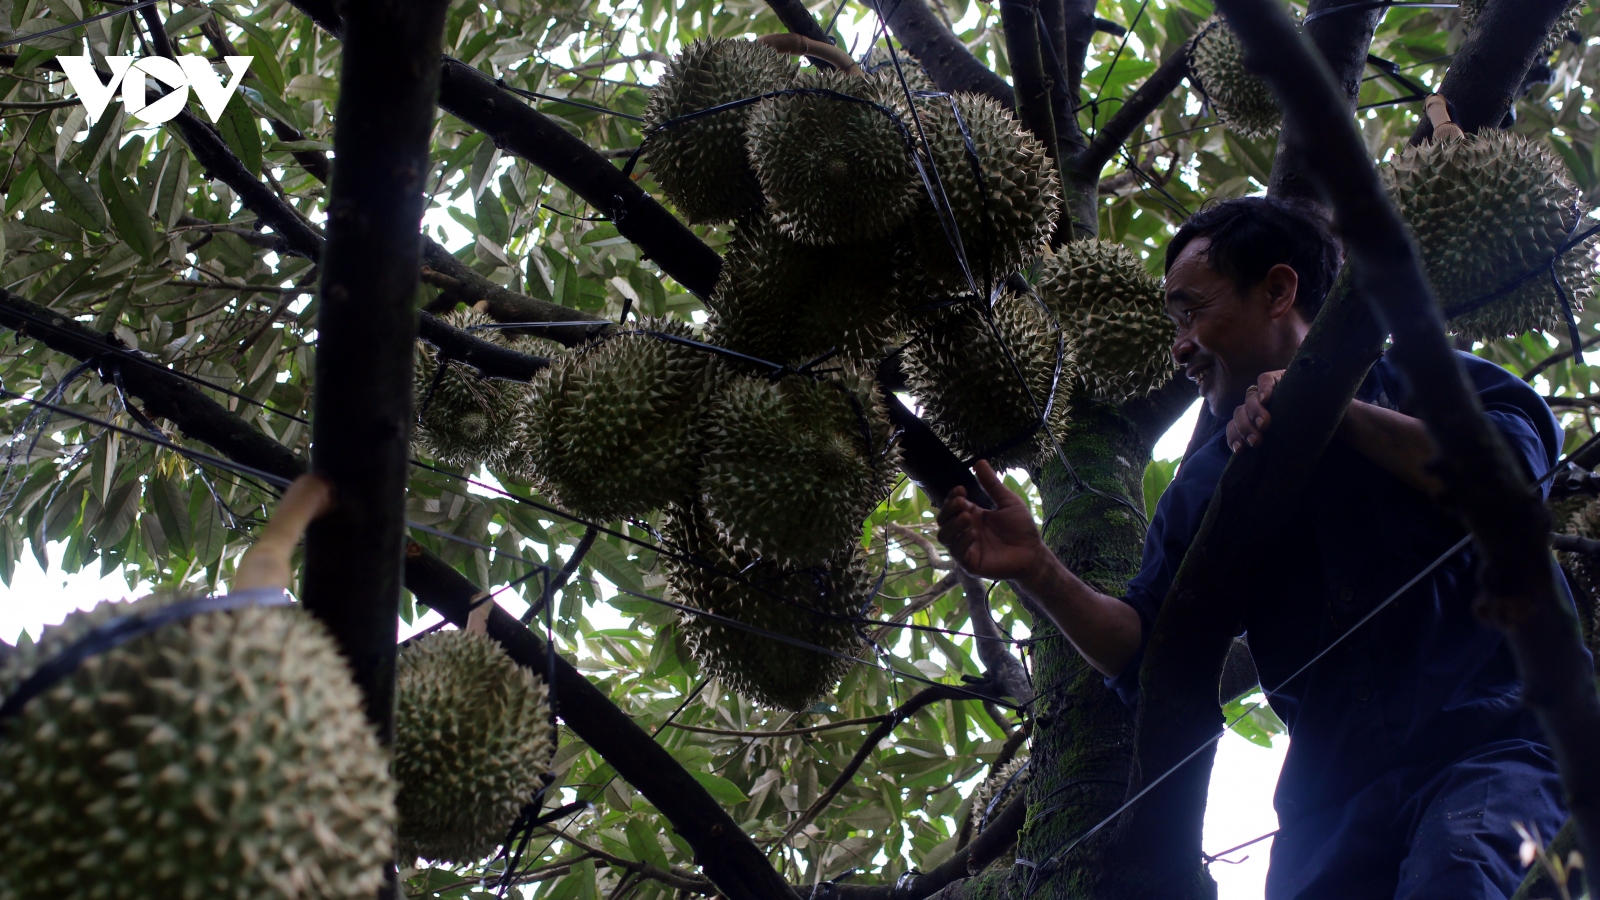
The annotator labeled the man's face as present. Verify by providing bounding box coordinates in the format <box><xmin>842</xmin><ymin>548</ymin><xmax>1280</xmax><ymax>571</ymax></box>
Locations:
<box><xmin>1164</xmin><ymin>237</ymin><xmax>1303</xmax><ymax>417</ymax></box>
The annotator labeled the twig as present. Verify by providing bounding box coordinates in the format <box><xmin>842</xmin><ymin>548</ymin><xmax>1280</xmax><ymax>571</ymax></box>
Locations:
<box><xmin>539</xmin><ymin>827</ymin><xmax>714</xmax><ymax>892</ymax></box>
<box><xmin>666</xmin><ymin>714</ymin><xmax>890</xmax><ymax>738</ymax></box>
<box><xmin>1523</xmin><ymin>332</ymin><xmax>1600</xmax><ymax>383</ymax></box>
<box><xmin>886</xmin><ymin>522</ymin><xmax>952</xmax><ymax>569</ymax></box>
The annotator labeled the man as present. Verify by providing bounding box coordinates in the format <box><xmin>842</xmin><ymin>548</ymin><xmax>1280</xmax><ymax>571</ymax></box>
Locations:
<box><xmin>937</xmin><ymin>197</ymin><xmax>1573</xmax><ymax>899</ymax></box>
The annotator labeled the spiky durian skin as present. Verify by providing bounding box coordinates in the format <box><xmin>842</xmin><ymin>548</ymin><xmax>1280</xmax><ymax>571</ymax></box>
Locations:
<box><xmin>701</xmin><ymin>369</ymin><xmax>899</xmax><ymax>567</ymax></box>
<box><xmin>643</xmin><ymin>39</ymin><xmax>796</xmax><ymax>224</ymax></box>
<box><xmin>513</xmin><ymin>318</ymin><xmax>719</xmax><ymax>521</ymax></box>
<box><xmin>969</xmin><ymin>757</ymin><xmax>1030</xmax><ymax>833</ymax></box>
<box><xmin>907</xmin><ymin>93</ymin><xmax>1060</xmax><ymax>291</ymax></box>
<box><xmin>1460</xmin><ymin>0</ymin><xmax>1583</xmax><ymax>57</ymax></box>
<box><xmin>901</xmin><ymin>289</ymin><xmax>1071</xmax><ymax>468</ymax></box>
<box><xmin>1189</xmin><ymin>16</ymin><xmax>1281</xmax><ymax>140</ymax></box>
<box><xmin>707</xmin><ymin>216</ymin><xmax>905</xmax><ymax>366</ymax></box>
<box><xmin>1383</xmin><ymin>131</ymin><xmax>1592</xmax><ymax>341</ymax></box>
<box><xmin>414</xmin><ymin>309</ymin><xmax>531</xmax><ymax>469</ymax></box>
<box><xmin>0</xmin><ymin>595</ymin><xmax>394</xmax><ymax>900</ymax></box>
<box><xmin>861</xmin><ymin>47</ymin><xmax>939</xmax><ymax>93</ymax></box>
<box><xmin>1037</xmin><ymin>240</ymin><xmax>1176</xmax><ymax>403</ymax></box>
<box><xmin>663</xmin><ymin>502</ymin><xmax>869</xmax><ymax>710</ymax></box>
<box><xmin>395</xmin><ymin>629</ymin><xmax>554</xmax><ymax>866</ymax></box>
<box><xmin>748</xmin><ymin>69</ymin><xmax>920</xmax><ymax>245</ymax></box>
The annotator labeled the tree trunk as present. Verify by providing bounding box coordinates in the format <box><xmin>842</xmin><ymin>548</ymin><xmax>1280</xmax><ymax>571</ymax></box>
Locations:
<box><xmin>302</xmin><ymin>0</ymin><xmax>450</xmax><ymax>738</ymax></box>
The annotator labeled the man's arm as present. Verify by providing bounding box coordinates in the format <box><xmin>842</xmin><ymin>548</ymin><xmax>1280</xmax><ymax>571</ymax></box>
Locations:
<box><xmin>937</xmin><ymin>461</ymin><xmax>1143</xmax><ymax>677</ymax></box>
<box><xmin>1227</xmin><ymin>371</ymin><xmax>1444</xmax><ymax>496</ymax></box>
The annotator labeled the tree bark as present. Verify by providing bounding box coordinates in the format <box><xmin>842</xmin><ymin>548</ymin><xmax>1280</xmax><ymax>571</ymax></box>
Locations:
<box><xmin>880</xmin><ymin>0</ymin><xmax>1014</xmax><ymax>107</ymax></box>
<box><xmin>1266</xmin><ymin>0</ymin><xmax>1382</xmax><ymax>202</ymax></box>
<box><xmin>1412</xmin><ymin>0</ymin><xmax>1574</xmax><ymax>143</ymax></box>
<box><xmin>1220</xmin><ymin>1</ymin><xmax>1600</xmax><ymax>893</ymax></box>
<box><xmin>300</xmin><ymin>0</ymin><xmax>447</xmax><ymax>738</ymax></box>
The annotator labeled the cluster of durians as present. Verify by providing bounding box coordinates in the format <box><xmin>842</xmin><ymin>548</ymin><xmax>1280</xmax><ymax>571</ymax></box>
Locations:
<box><xmin>412</xmin><ymin>39</ymin><xmax>1179</xmax><ymax>710</ymax></box>
<box><xmin>0</xmin><ymin>594</ymin><xmax>558</xmax><ymax>896</ymax></box>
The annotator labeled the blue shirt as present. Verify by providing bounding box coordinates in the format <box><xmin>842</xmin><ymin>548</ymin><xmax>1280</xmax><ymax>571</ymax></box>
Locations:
<box><xmin>1109</xmin><ymin>350</ymin><xmax>1566</xmax><ymax>822</ymax></box>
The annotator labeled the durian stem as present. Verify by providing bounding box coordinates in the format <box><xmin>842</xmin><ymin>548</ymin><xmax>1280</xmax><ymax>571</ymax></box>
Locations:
<box><xmin>1423</xmin><ymin>93</ymin><xmax>1464</xmax><ymax>142</ymax></box>
<box><xmin>757</xmin><ymin>32</ymin><xmax>862</xmax><ymax>75</ymax></box>
<box><xmin>234</xmin><ymin>474</ymin><xmax>334</xmax><ymax>592</ymax></box>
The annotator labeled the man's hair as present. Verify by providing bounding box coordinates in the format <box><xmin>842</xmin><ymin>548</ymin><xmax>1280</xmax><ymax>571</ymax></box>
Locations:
<box><xmin>1164</xmin><ymin>196</ymin><xmax>1342</xmax><ymax>320</ymax></box>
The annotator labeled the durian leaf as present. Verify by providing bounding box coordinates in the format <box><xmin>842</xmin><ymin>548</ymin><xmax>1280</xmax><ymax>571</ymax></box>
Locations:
<box><xmin>690</xmin><ymin>770</ymin><xmax>749</xmax><ymax>805</ymax></box>
<box><xmin>34</xmin><ymin>154</ymin><xmax>108</xmax><ymax>232</ymax></box>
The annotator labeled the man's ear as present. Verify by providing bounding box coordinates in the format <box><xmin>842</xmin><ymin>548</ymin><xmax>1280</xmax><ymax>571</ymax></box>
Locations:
<box><xmin>1262</xmin><ymin>263</ymin><xmax>1300</xmax><ymax>320</ymax></box>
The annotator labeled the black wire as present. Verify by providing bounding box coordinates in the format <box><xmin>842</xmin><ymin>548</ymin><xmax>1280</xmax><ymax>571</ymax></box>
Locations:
<box><xmin>494</xmin><ymin>79</ymin><xmax>646</xmax><ymax>121</ymax></box>
<box><xmin>1084</xmin><ymin>0</ymin><xmax>1151</xmax><ymax>137</ymax></box>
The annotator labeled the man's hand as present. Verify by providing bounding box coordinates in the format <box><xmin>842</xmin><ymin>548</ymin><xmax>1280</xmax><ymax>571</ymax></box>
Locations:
<box><xmin>936</xmin><ymin>461</ymin><xmax>1048</xmax><ymax>581</ymax></box>
<box><xmin>1227</xmin><ymin>369</ymin><xmax>1285</xmax><ymax>453</ymax></box>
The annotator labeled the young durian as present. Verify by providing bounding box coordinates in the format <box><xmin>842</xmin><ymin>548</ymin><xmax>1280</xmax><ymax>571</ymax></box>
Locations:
<box><xmin>1382</xmin><ymin>130</ymin><xmax>1593</xmax><ymax>341</ymax></box>
<box><xmin>394</xmin><ymin>628</ymin><xmax>555</xmax><ymax>865</ymax></box>
<box><xmin>414</xmin><ymin>309</ymin><xmax>531</xmax><ymax>469</ymax></box>
<box><xmin>901</xmin><ymin>287</ymin><xmax>1072</xmax><ymax>468</ymax></box>
<box><xmin>1188</xmin><ymin>16</ymin><xmax>1282</xmax><ymax>140</ymax></box>
<box><xmin>747</xmin><ymin>67</ymin><xmax>921</xmax><ymax>245</ymax></box>
<box><xmin>514</xmin><ymin>318</ymin><xmax>720</xmax><ymax>521</ymax></box>
<box><xmin>0</xmin><ymin>593</ymin><xmax>395</xmax><ymax>899</ymax></box>
<box><xmin>662</xmin><ymin>500</ymin><xmax>870</xmax><ymax>711</ymax></box>
<box><xmin>861</xmin><ymin>46</ymin><xmax>939</xmax><ymax>93</ymax></box>
<box><xmin>968</xmin><ymin>757</ymin><xmax>1031</xmax><ymax>835</ymax></box>
<box><xmin>701</xmin><ymin>367</ymin><xmax>898</xmax><ymax>567</ymax></box>
<box><xmin>906</xmin><ymin>92</ymin><xmax>1060</xmax><ymax>292</ymax></box>
<box><xmin>707</xmin><ymin>216</ymin><xmax>905</xmax><ymax>367</ymax></box>
<box><xmin>643</xmin><ymin>39</ymin><xmax>797</xmax><ymax>223</ymax></box>
<box><xmin>1036</xmin><ymin>239</ymin><xmax>1176</xmax><ymax>403</ymax></box>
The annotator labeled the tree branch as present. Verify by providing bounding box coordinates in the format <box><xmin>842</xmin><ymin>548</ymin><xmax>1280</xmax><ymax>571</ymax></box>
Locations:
<box><xmin>880</xmin><ymin>0</ymin><xmax>1014</xmax><ymax>107</ymax></box>
<box><xmin>0</xmin><ymin>290</ymin><xmax>799</xmax><ymax>900</ymax></box>
<box><xmin>416</xmin><ymin>311</ymin><xmax>551</xmax><ymax>380</ymax></box>
<box><xmin>1268</xmin><ymin>0</ymin><xmax>1383</xmax><ymax>202</ymax></box>
<box><xmin>1075</xmin><ymin>44</ymin><xmax>1190</xmax><ymax>184</ymax></box>
<box><xmin>958</xmin><ymin>568</ymin><xmax>1035</xmax><ymax>706</ymax></box>
<box><xmin>1115</xmin><ymin>274</ymin><xmax>1385</xmax><ymax>894</ymax></box>
<box><xmin>777</xmin><ymin>683</ymin><xmax>993</xmax><ymax>845</ymax></box>
<box><xmin>1413</xmin><ymin>0</ymin><xmax>1573</xmax><ymax>142</ymax></box>
<box><xmin>822</xmin><ymin>794</ymin><xmax>1027</xmax><ymax>898</ymax></box>
<box><xmin>1221</xmin><ymin>1</ymin><xmax>1600</xmax><ymax>893</ymax></box>
<box><xmin>535</xmin><ymin>828</ymin><xmax>713</xmax><ymax>892</ymax></box>
<box><xmin>763</xmin><ymin>0</ymin><xmax>833</xmax><ymax>45</ymax></box>
<box><xmin>418</xmin><ymin>240</ymin><xmax>609</xmax><ymax>346</ymax></box>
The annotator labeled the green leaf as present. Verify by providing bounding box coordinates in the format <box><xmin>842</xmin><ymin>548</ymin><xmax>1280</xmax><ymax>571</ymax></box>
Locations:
<box><xmin>218</xmin><ymin>97</ymin><xmax>262</xmax><ymax>177</ymax></box>
<box><xmin>584</xmin><ymin>537</ymin><xmax>644</xmax><ymax>595</ymax></box>
<box><xmin>690</xmin><ymin>770</ymin><xmax>749</xmax><ymax>805</ymax></box>
<box><xmin>475</xmin><ymin>189</ymin><xmax>510</xmax><ymax>246</ymax></box>
<box><xmin>99</xmin><ymin>165</ymin><xmax>160</xmax><ymax>261</ymax></box>
<box><xmin>35</xmin><ymin>155</ymin><xmax>107</xmax><ymax>232</ymax></box>
<box><xmin>1142</xmin><ymin>457</ymin><xmax>1180</xmax><ymax>520</ymax></box>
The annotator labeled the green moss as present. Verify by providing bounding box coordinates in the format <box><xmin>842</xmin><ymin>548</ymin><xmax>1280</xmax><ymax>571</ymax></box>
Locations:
<box><xmin>1017</xmin><ymin>397</ymin><xmax>1149</xmax><ymax>898</ymax></box>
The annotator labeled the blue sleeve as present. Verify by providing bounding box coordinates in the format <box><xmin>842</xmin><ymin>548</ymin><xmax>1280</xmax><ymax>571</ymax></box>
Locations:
<box><xmin>1455</xmin><ymin>351</ymin><xmax>1563</xmax><ymax>496</ymax></box>
<box><xmin>1105</xmin><ymin>434</ymin><xmax>1231</xmax><ymax>707</ymax></box>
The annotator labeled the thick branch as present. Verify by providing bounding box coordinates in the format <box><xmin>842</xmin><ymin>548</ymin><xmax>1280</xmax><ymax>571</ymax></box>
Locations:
<box><xmin>1220</xmin><ymin>0</ymin><xmax>1600</xmax><ymax>893</ymax></box>
<box><xmin>1413</xmin><ymin>0</ymin><xmax>1573</xmax><ymax>142</ymax></box>
<box><xmin>1116</xmin><ymin>280</ymin><xmax>1385</xmax><ymax>894</ymax></box>
<box><xmin>1268</xmin><ymin>0</ymin><xmax>1382</xmax><ymax>202</ymax></box>
<box><xmin>0</xmin><ymin>290</ymin><xmax>798</xmax><ymax>900</ymax></box>
<box><xmin>418</xmin><ymin>239</ymin><xmax>608</xmax><ymax>346</ymax></box>
<box><xmin>416</xmin><ymin>311</ymin><xmax>551</xmax><ymax>380</ymax></box>
<box><xmin>999</xmin><ymin>0</ymin><xmax>1058</xmax><ymax>166</ymax></box>
<box><xmin>881</xmin><ymin>0</ymin><xmax>1014</xmax><ymax>107</ymax></box>
<box><xmin>763</xmin><ymin>0</ymin><xmax>832</xmax><ymax>44</ymax></box>
<box><xmin>1118</xmin><ymin>372</ymin><xmax>1200</xmax><ymax>455</ymax></box>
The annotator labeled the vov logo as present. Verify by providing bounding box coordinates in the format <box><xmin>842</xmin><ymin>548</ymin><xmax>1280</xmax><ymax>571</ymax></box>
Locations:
<box><xmin>58</xmin><ymin>55</ymin><xmax>253</xmax><ymax>125</ymax></box>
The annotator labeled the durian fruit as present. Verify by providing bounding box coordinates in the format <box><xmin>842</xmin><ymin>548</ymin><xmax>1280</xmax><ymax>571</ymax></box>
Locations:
<box><xmin>707</xmin><ymin>216</ymin><xmax>905</xmax><ymax>366</ymax></box>
<box><xmin>0</xmin><ymin>594</ymin><xmax>394</xmax><ymax>899</ymax></box>
<box><xmin>901</xmin><ymin>288</ymin><xmax>1072</xmax><ymax>468</ymax></box>
<box><xmin>1382</xmin><ymin>130</ymin><xmax>1593</xmax><ymax>341</ymax></box>
<box><xmin>414</xmin><ymin>309</ymin><xmax>532</xmax><ymax>468</ymax></box>
<box><xmin>701</xmin><ymin>368</ymin><xmax>899</xmax><ymax>567</ymax></box>
<box><xmin>907</xmin><ymin>92</ymin><xmax>1060</xmax><ymax>292</ymax></box>
<box><xmin>514</xmin><ymin>318</ymin><xmax>720</xmax><ymax>521</ymax></box>
<box><xmin>1561</xmin><ymin>499</ymin><xmax>1600</xmax><ymax>652</ymax></box>
<box><xmin>663</xmin><ymin>500</ymin><xmax>871</xmax><ymax>710</ymax></box>
<box><xmin>747</xmin><ymin>68</ymin><xmax>921</xmax><ymax>245</ymax></box>
<box><xmin>1188</xmin><ymin>16</ymin><xmax>1282</xmax><ymax>141</ymax></box>
<box><xmin>395</xmin><ymin>628</ymin><xmax>554</xmax><ymax>865</ymax></box>
<box><xmin>969</xmin><ymin>757</ymin><xmax>1030</xmax><ymax>833</ymax></box>
<box><xmin>643</xmin><ymin>39</ymin><xmax>797</xmax><ymax>224</ymax></box>
<box><xmin>861</xmin><ymin>46</ymin><xmax>939</xmax><ymax>94</ymax></box>
<box><xmin>1460</xmin><ymin>0</ymin><xmax>1584</xmax><ymax>57</ymax></box>
<box><xmin>1037</xmin><ymin>239</ymin><xmax>1176</xmax><ymax>403</ymax></box>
